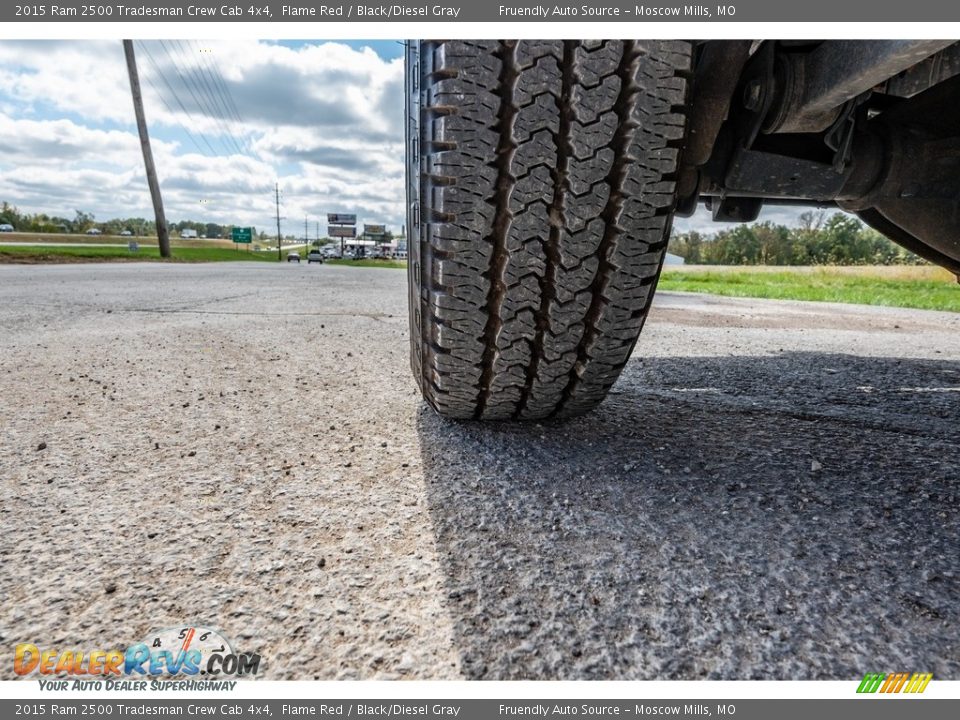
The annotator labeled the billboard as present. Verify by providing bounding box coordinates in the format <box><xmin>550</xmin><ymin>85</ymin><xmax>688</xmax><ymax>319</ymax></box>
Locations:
<box><xmin>364</xmin><ymin>224</ymin><xmax>386</xmax><ymax>235</ymax></box>
<box><xmin>327</xmin><ymin>213</ymin><xmax>357</xmax><ymax>225</ymax></box>
<box><xmin>328</xmin><ymin>226</ymin><xmax>357</xmax><ymax>238</ymax></box>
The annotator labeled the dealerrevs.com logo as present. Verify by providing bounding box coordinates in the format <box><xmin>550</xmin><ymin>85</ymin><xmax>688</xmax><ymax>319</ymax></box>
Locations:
<box><xmin>857</xmin><ymin>672</ymin><xmax>933</xmax><ymax>694</ymax></box>
<box><xmin>15</xmin><ymin>626</ymin><xmax>260</xmax><ymax>679</ymax></box>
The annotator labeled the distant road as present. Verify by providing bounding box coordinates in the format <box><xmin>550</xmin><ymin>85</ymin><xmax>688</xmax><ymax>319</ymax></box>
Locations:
<box><xmin>0</xmin><ymin>241</ymin><xmax>309</xmax><ymax>250</ymax></box>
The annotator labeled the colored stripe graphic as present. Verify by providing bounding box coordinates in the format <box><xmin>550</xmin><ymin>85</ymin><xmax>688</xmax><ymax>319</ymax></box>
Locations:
<box><xmin>857</xmin><ymin>672</ymin><xmax>932</xmax><ymax>694</ymax></box>
<box><xmin>881</xmin><ymin>672</ymin><xmax>896</xmax><ymax>692</ymax></box>
<box><xmin>857</xmin><ymin>673</ymin><xmax>886</xmax><ymax>693</ymax></box>
<box><xmin>904</xmin><ymin>673</ymin><xmax>933</xmax><ymax>693</ymax></box>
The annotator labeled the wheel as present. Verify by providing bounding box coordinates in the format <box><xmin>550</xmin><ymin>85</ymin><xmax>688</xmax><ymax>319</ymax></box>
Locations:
<box><xmin>406</xmin><ymin>40</ymin><xmax>692</xmax><ymax>420</ymax></box>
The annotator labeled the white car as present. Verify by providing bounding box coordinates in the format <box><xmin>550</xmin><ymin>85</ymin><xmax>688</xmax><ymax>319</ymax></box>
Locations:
<box><xmin>85</xmin><ymin>228</ymin><xmax>102</xmax><ymax>235</ymax></box>
<box><xmin>120</xmin><ymin>230</ymin><xmax>133</xmax><ymax>236</ymax></box>
<box><xmin>0</xmin><ymin>223</ymin><xmax>14</xmax><ymax>232</ymax></box>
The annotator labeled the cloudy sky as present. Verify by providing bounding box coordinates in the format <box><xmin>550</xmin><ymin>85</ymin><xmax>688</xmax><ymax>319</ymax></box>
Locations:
<box><xmin>0</xmin><ymin>39</ymin><xmax>406</xmax><ymax>236</ymax></box>
<box><xmin>0</xmin><ymin>38</ymin><xmax>802</xmax><ymax>237</ymax></box>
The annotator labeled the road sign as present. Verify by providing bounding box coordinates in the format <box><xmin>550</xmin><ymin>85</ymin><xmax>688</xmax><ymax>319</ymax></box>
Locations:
<box><xmin>327</xmin><ymin>213</ymin><xmax>357</xmax><ymax>225</ymax></box>
<box><xmin>232</xmin><ymin>227</ymin><xmax>253</xmax><ymax>243</ymax></box>
<box><xmin>329</xmin><ymin>226</ymin><xmax>357</xmax><ymax>238</ymax></box>
<box><xmin>364</xmin><ymin>224</ymin><xmax>386</xmax><ymax>235</ymax></box>
<box><xmin>128</xmin><ymin>241</ymin><xmax>139</xmax><ymax>253</ymax></box>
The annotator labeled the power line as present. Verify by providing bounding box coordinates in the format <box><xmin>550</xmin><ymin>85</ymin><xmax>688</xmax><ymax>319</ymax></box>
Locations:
<box><xmin>194</xmin><ymin>40</ymin><xmax>244</xmax><ymax>124</ymax></box>
<box><xmin>185</xmin><ymin>40</ymin><xmax>235</xmax><ymax>126</ymax></box>
<box><xmin>170</xmin><ymin>39</ymin><xmax>243</xmax><ymax>156</ymax></box>
<box><xmin>160</xmin><ymin>39</ymin><xmax>239</xmax><ymax>156</ymax></box>
<box><xmin>189</xmin><ymin>41</ymin><xmax>251</xmax><ymax>157</ymax></box>
<box><xmin>190</xmin><ymin>40</ymin><xmax>252</xmax><ymax>155</ymax></box>
<box><xmin>135</xmin><ymin>40</ymin><xmax>221</xmax><ymax>157</ymax></box>
<box><xmin>138</xmin><ymin>72</ymin><xmax>209</xmax><ymax>158</ymax></box>
<box><xmin>135</xmin><ymin>39</ymin><xmax>257</xmax><ymax>163</ymax></box>
<box><xmin>136</xmin><ymin>42</ymin><xmax>218</xmax><ymax>159</ymax></box>
<box><xmin>157</xmin><ymin>40</ymin><xmax>244</xmax><ymax>157</ymax></box>
<box><xmin>177</xmin><ymin>39</ymin><xmax>229</xmax><ymax>121</ymax></box>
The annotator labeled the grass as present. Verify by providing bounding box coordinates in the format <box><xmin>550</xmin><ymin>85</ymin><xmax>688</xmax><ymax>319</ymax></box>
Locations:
<box><xmin>2</xmin><ymin>241</ymin><xmax>954</xmax><ymax>312</ymax></box>
<box><xmin>0</xmin><ymin>244</ymin><xmax>278</xmax><ymax>263</ymax></box>
<box><xmin>658</xmin><ymin>266</ymin><xmax>960</xmax><ymax>312</ymax></box>
<box><xmin>0</xmin><ymin>230</ymin><xmax>246</xmax><ymax>248</ymax></box>
<box><xmin>326</xmin><ymin>258</ymin><xmax>407</xmax><ymax>269</ymax></box>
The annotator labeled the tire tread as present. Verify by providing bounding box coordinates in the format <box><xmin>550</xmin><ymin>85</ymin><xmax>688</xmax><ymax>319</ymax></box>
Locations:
<box><xmin>411</xmin><ymin>40</ymin><xmax>692</xmax><ymax>420</ymax></box>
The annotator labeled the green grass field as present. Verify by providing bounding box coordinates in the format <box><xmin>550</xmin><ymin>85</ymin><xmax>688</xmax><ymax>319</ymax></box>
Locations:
<box><xmin>658</xmin><ymin>266</ymin><xmax>959</xmax><ymax>312</ymax></box>
<box><xmin>326</xmin><ymin>258</ymin><xmax>407</xmax><ymax>269</ymax></box>
<box><xmin>0</xmin><ymin>244</ymin><xmax>278</xmax><ymax>263</ymax></box>
<box><xmin>2</xmin><ymin>241</ymin><xmax>956</xmax><ymax>312</ymax></box>
<box><xmin>0</xmin><ymin>230</ymin><xmax>253</xmax><ymax>248</ymax></box>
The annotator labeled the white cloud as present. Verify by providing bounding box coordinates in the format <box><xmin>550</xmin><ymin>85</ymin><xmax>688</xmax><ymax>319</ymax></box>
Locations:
<box><xmin>0</xmin><ymin>41</ymin><xmax>131</xmax><ymax>123</ymax></box>
<box><xmin>0</xmin><ymin>113</ymin><xmax>146</xmax><ymax>166</ymax></box>
<box><xmin>0</xmin><ymin>40</ymin><xmax>828</xmax><ymax>240</ymax></box>
<box><xmin>673</xmin><ymin>204</ymin><xmax>838</xmax><ymax>236</ymax></box>
<box><xmin>0</xmin><ymin>40</ymin><xmax>407</xmax><ymax>234</ymax></box>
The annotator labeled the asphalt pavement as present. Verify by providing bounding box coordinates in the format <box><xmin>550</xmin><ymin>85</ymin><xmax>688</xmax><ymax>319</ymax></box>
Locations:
<box><xmin>1</xmin><ymin>262</ymin><xmax>957</xmax><ymax>680</ymax></box>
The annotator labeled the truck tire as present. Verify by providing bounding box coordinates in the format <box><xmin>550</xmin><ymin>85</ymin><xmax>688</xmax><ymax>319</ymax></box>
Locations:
<box><xmin>406</xmin><ymin>40</ymin><xmax>692</xmax><ymax>420</ymax></box>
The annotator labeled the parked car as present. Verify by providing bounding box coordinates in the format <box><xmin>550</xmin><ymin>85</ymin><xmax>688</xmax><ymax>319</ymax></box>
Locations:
<box><xmin>0</xmin><ymin>223</ymin><xmax>14</xmax><ymax>232</ymax></box>
<box><xmin>307</xmin><ymin>250</ymin><xmax>324</xmax><ymax>264</ymax></box>
<box><xmin>119</xmin><ymin>230</ymin><xmax>133</xmax><ymax>236</ymax></box>
<box><xmin>85</xmin><ymin>228</ymin><xmax>101</xmax><ymax>235</ymax></box>
<box><xmin>286</xmin><ymin>252</ymin><xmax>301</xmax><ymax>263</ymax></box>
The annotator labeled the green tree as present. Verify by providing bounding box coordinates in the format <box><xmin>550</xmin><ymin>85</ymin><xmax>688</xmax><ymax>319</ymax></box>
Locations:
<box><xmin>73</xmin><ymin>210</ymin><xmax>95</xmax><ymax>232</ymax></box>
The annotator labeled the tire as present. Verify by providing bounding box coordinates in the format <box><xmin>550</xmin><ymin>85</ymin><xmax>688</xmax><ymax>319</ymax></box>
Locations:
<box><xmin>406</xmin><ymin>40</ymin><xmax>692</xmax><ymax>420</ymax></box>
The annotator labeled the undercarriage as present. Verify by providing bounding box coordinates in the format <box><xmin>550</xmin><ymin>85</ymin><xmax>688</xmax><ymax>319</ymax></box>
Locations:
<box><xmin>682</xmin><ymin>40</ymin><xmax>960</xmax><ymax>276</ymax></box>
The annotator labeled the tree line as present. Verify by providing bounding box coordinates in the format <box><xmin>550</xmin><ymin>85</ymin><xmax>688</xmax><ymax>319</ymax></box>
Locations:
<box><xmin>5</xmin><ymin>202</ymin><xmax>911</xmax><ymax>265</ymax></box>
<box><xmin>669</xmin><ymin>211</ymin><xmax>923</xmax><ymax>265</ymax></box>
<box><xmin>0</xmin><ymin>203</ymin><xmax>249</xmax><ymax>239</ymax></box>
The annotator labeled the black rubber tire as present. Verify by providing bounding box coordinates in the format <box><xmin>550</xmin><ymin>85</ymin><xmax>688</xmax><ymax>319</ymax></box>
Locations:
<box><xmin>407</xmin><ymin>40</ymin><xmax>692</xmax><ymax>420</ymax></box>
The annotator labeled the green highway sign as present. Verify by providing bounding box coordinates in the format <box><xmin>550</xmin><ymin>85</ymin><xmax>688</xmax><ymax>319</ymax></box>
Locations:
<box><xmin>232</xmin><ymin>227</ymin><xmax>253</xmax><ymax>243</ymax></box>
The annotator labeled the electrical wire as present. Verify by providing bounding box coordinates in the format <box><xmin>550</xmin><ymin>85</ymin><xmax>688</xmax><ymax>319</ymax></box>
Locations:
<box><xmin>135</xmin><ymin>40</ymin><xmax>220</xmax><ymax>157</ymax></box>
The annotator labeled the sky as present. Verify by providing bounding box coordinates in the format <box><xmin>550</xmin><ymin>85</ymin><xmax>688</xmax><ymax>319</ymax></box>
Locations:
<box><xmin>0</xmin><ymin>38</ymin><xmax>802</xmax><ymax>237</ymax></box>
<box><xmin>0</xmin><ymin>39</ymin><xmax>407</xmax><ymax>236</ymax></box>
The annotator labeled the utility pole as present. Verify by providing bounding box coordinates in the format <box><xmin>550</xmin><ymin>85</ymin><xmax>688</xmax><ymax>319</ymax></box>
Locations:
<box><xmin>304</xmin><ymin>216</ymin><xmax>308</xmax><ymax>251</ymax></box>
<box><xmin>275</xmin><ymin>183</ymin><xmax>282</xmax><ymax>261</ymax></box>
<box><xmin>123</xmin><ymin>40</ymin><xmax>170</xmax><ymax>258</ymax></box>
